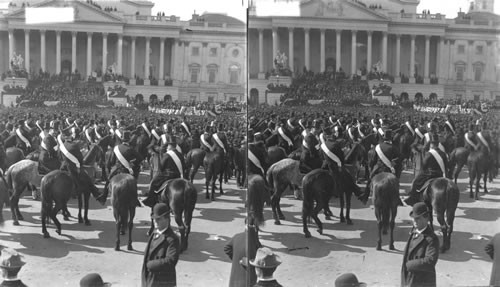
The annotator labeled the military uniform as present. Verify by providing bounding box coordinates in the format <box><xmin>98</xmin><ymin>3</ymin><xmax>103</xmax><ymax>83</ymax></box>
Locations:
<box><xmin>38</xmin><ymin>133</ymin><xmax>60</xmax><ymax>175</ymax></box>
<box><xmin>299</xmin><ymin>134</ymin><xmax>322</xmax><ymax>174</ymax></box>
<box><xmin>276</xmin><ymin>124</ymin><xmax>294</xmax><ymax>154</ymax></box>
<box><xmin>14</xmin><ymin>120</ymin><xmax>32</xmax><ymax>154</ymax></box>
<box><xmin>200</xmin><ymin>125</ymin><xmax>213</xmax><ymax>153</ymax></box>
<box><xmin>248</xmin><ymin>141</ymin><xmax>267</xmax><ymax>177</ymax></box>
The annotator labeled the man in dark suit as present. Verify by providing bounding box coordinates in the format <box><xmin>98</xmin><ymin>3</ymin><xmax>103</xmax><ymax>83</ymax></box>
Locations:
<box><xmin>485</xmin><ymin>232</ymin><xmax>500</xmax><ymax>286</ymax></box>
<box><xmin>401</xmin><ymin>202</ymin><xmax>439</xmax><ymax>287</ymax></box>
<box><xmin>142</xmin><ymin>203</ymin><xmax>180</xmax><ymax>287</ymax></box>
<box><xmin>0</xmin><ymin>248</ymin><xmax>28</xmax><ymax>287</ymax></box>
<box><xmin>224</xmin><ymin>225</ymin><xmax>261</xmax><ymax>287</ymax></box>
<box><xmin>250</xmin><ymin>247</ymin><xmax>283</xmax><ymax>287</ymax></box>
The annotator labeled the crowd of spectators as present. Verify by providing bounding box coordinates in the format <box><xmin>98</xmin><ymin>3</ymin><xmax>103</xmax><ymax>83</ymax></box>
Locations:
<box><xmin>85</xmin><ymin>0</ymin><xmax>102</xmax><ymax>10</ymax></box>
<box><xmin>106</xmin><ymin>85</ymin><xmax>127</xmax><ymax>98</ymax></box>
<box><xmin>1</xmin><ymin>69</ymin><xmax>28</xmax><ymax>79</ymax></box>
<box><xmin>104</xmin><ymin>6</ymin><xmax>117</xmax><ymax>12</ymax></box>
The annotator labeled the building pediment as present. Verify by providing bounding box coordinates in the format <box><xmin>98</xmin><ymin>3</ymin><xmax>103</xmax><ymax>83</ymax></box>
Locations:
<box><xmin>300</xmin><ymin>0</ymin><xmax>389</xmax><ymax>21</ymax></box>
<box><xmin>6</xmin><ymin>0</ymin><xmax>123</xmax><ymax>24</ymax></box>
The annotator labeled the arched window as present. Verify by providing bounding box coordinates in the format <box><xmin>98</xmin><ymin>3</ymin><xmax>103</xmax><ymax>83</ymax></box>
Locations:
<box><xmin>189</xmin><ymin>63</ymin><xmax>201</xmax><ymax>83</ymax></box>
<box><xmin>229</xmin><ymin>64</ymin><xmax>240</xmax><ymax>84</ymax></box>
<box><xmin>473</xmin><ymin>62</ymin><xmax>485</xmax><ymax>82</ymax></box>
<box><xmin>207</xmin><ymin>64</ymin><xmax>218</xmax><ymax>84</ymax></box>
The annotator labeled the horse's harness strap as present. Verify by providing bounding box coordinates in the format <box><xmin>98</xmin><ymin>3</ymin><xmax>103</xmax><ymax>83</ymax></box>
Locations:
<box><xmin>375</xmin><ymin>144</ymin><xmax>395</xmax><ymax>174</ymax></box>
<box><xmin>113</xmin><ymin>146</ymin><xmax>133</xmax><ymax>174</ymax></box>
<box><xmin>248</xmin><ymin>150</ymin><xmax>264</xmax><ymax>175</ymax></box>
<box><xmin>166</xmin><ymin>150</ymin><xmax>184</xmax><ymax>179</ymax></box>
<box><xmin>429</xmin><ymin>149</ymin><xmax>446</xmax><ymax>176</ymax></box>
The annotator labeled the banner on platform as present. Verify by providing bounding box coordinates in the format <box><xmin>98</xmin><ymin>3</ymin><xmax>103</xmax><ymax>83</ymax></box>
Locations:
<box><xmin>44</xmin><ymin>101</ymin><xmax>60</xmax><ymax>106</ymax></box>
<box><xmin>414</xmin><ymin>104</ymin><xmax>473</xmax><ymax>114</ymax></box>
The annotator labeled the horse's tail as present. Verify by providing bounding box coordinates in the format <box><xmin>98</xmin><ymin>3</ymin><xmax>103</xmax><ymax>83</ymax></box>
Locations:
<box><xmin>381</xmin><ymin>201</ymin><xmax>390</xmax><ymax>235</ymax></box>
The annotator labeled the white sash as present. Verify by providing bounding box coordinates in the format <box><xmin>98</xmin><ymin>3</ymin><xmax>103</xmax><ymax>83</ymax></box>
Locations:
<box><xmin>405</xmin><ymin>121</ymin><xmax>415</xmax><ymax>136</ymax></box>
<box><xmin>16</xmin><ymin>128</ymin><xmax>31</xmax><ymax>148</ymax></box>
<box><xmin>438</xmin><ymin>143</ymin><xmax>445</xmax><ymax>153</ymax></box>
<box><xmin>50</xmin><ymin>120</ymin><xmax>55</xmax><ymax>128</ymax></box>
<box><xmin>248</xmin><ymin>150</ymin><xmax>265</xmax><ymax>175</ymax></box>
<box><xmin>320</xmin><ymin>143</ymin><xmax>342</xmax><ymax>167</ymax></box>
<box><xmin>378</xmin><ymin>128</ymin><xmax>385</xmax><ymax>136</ymax></box>
<box><xmin>176</xmin><ymin>144</ymin><xmax>182</xmax><ymax>153</ymax></box>
<box><xmin>429</xmin><ymin>149</ymin><xmax>446</xmax><ymax>175</ymax></box>
<box><xmin>116</xmin><ymin>120</ymin><xmax>120</xmax><ymax>127</ymax></box>
<box><xmin>299</xmin><ymin>119</ymin><xmax>305</xmax><ymax>130</ymax></box>
<box><xmin>141</xmin><ymin>123</ymin><xmax>151</xmax><ymax>137</ymax></box>
<box><xmin>319</xmin><ymin>133</ymin><xmax>326</xmax><ymax>145</ymax></box>
<box><xmin>371</xmin><ymin>119</ymin><xmax>377</xmax><ymax>127</ymax></box>
<box><xmin>74</xmin><ymin>121</ymin><xmax>79</xmax><ymax>129</ymax></box>
<box><xmin>348</xmin><ymin>127</ymin><xmax>355</xmax><ymax>141</ymax></box>
<box><xmin>163</xmin><ymin>124</ymin><xmax>168</xmax><ymax>132</ymax></box>
<box><xmin>464</xmin><ymin>133</ymin><xmax>478</xmax><ymax>150</ymax></box>
<box><xmin>35</xmin><ymin>120</ymin><xmax>42</xmax><ymax>131</ymax></box>
<box><xmin>151</xmin><ymin>129</ymin><xmax>160</xmax><ymax>141</ymax></box>
<box><xmin>166</xmin><ymin>150</ymin><xmax>184</xmax><ymax>178</ymax></box>
<box><xmin>375</xmin><ymin>144</ymin><xmax>395</xmax><ymax>173</ymax></box>
<box><xmin>107</xmin><ymin>120</ymin><xmax>113</xmax><ymax>128</ymax></box>
<box><xmin>278</xmin><ymin>127</ymin><xmax>293</xmax><ymax>147</ymax></box>
<box><xmin>372</xmin><ymin>127</ymin><xmax>378</xmax><ymax>134</ymax></box>
<box><xmin>287</xmin><ymin>119</ymin><xmax>294</xmax><ymax>130</ymax></box>
<box><xmin>301</xmin><ymin>130</ymin><xmax>308</xmax><ymax>138</ymax></box>
<box><xmin>161</xmin><ymin>134</ymin><xmax>167</xmax><ymax>145</ymax></box>
<box><xmin>66</xmin><ymin>118</ymin><xmax>71</xmax><ymax>126</ymax></box>
<box><xmin>58</xmin><ymin>135</ymin><xmax>80</xmax><ymax>168</ymax></box>
<box><xmin>337</xmin><ymin>119</ymin><xmax>342</xmax><ymax>128</ymax></box>
<box><xmin>109</xmin><ymin>128</ymin><xmax>115</xmax><ymax>136</ymax></box>
<box><xmin>415</xmin><ymin>128</ymin><xmax>424</xmax><ymax>139</ymax></box>
<box><xmin>445</xmin><ymin>121</ymin><xmax>455</xmax><ymax>134</ymax></box>
<box><xmin>95</xmin><ymin>128</ymin><xmax>102</xmax><ymax>139</ymax></box>
<box><xmin>424</xmin><ymin>133</ymin><xmax>430</xmax><ymax>143</ymax></box>
<box><xmin>379</xmin><ymin>118</ymin><xmax>384</xmax><ymax>125</ymax></box>
<box><xmin>85</xmin><ymin>128</ymin><xmax>92</xmax><ymax>143</ymax></box>
<box><xmin>358</xmin><ymin>126</ymin><xmax>365</xmax><ymax>138</ymax></box>
<box><xmin>213</xmin><ymin>133</ymin><xmax>226</xmax><ymax>153</ymax></box>
<box><xmin>476</xmin><ymin>132</ymin><xmax>490</xmax><ymax>152</ymax></box>
<box><xmin>329</xmin><ymin>116</ymin><xmax>335</xmax><ymax>125</ymax></box>
<box><xmin>41</xmin><ymin>140</ymin><xmax>48</xmax><ymax>151</ymax></box>
<box><xmin>302</xmin><ymin>139</ymin><xmax>308</xmax><ymax>149</ymax></box>
<box><xmin>115</xmin><ymin>129</ymin><xmax>122</xmax><ymax>139</ymax></box>
<box><xmin>113</xmin><ymin>146</ymin><xmax>133</xmax><ymax>174</ymax></box>
<box><xmin>181</xmin><ymin>122</ymin><xmax>191</xmax><ymax>136</ymax></box>
<box><xmin>200</xmin><ymin>134</ymin><xmax>212</xmax><ymax>149</ymax></box>
<box><xmin>39</xmin><ymin>131</ymin><xmax>47</xmax><ymax>140</ymax></box>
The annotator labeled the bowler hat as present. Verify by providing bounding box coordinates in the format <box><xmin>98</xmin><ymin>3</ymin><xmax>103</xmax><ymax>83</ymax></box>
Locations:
<box><xmin>122</xmin><ymin>130</ymin><xmax>131</xmax><ymax>142</ymax></box>
<box><xmin>249</xmin><ymin>247</ymin><xmax>281</xmax><ymax>269</ymax></box>
<box><xmin>430</xmin><ymin>133</ymin><xmax>440</xmax><ymax>143</ymax></box>
<box><xmin>79</xmin><ymin>273</ymin><xmax>111</xmax><ymax>287</ymax></box>
<box><xmin>335</xmin><ymin>273</ymin><xmax>367</xmax><ymax>287</ymax></box>
<box><xmin>410</xmin><ymin>202</ymin><xmax>429</xmax><ymax>218</ymax></box>
<box><xmin>0</xmin><ymin>248</ymin><xmax>26</xmax><ymax>270</ymax></box>
<box><xmin>151</xmin><ymin>203</ymin><xmax>171</xmax><ymax>219</ymax></box>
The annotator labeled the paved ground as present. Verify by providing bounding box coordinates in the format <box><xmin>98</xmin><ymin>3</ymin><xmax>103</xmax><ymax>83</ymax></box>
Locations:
<box><xmin>0</xmin><ymin>166</ymin><xmax>498</xmax><ymax>287</ymax></box>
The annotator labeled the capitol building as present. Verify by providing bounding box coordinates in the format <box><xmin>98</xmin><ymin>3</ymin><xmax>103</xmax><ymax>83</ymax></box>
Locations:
<box><xmin>248</xmin><ymin>0</ymin><xmax>500</xmax><ymax>106</ymax></box>
<box><xmin>0</xmin><ymin>0</ymin><xmax>246</xmax><ymax>103</ymax></box>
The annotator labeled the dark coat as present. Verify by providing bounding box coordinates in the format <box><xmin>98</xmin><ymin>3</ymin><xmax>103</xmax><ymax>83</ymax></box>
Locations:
<box><xmin>224</xmin><ymin>228</ymin><xmax>261</xmax><ymax>287</ymax></box>
<box><xmin>370</xmin><ymin>141</ymin><xmax>401</xmax><ymax>178</ymax></box>
<box><xmin>253</xmin><ymin>280</ymin><xmax>283</xmax><ymax>287</ymax></box>
<box><xmin>401</xmin><ymin>225</ymin><xmax>440</xmax><ymax>287</ymax></box>
<box><xmin>141</xmin><ymin>227</ymin><xmax>180</xmax><ymax>287</ymax></box>
<box><xmin>485</xmin><ymin>232</ymin><xmax>500</xmax><ymax>286</ymax></box>
<box><xmin>0</xmin><ymin>280</ymin><xmax>28</xmax><ymax>287</ymax></box>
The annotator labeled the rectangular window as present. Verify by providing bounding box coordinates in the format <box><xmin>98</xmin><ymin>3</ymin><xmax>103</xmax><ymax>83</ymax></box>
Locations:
<box><xmin>190</xmin><ymin>68</ymin><xmax>199</xmax><ymax>83</ymax></box>
<box><xmin>474</xmin><ymin>94</ymin><xmax>480</xmax><ymax>102</ymax></box>
<box><xmin>230</xmin><ymin>71</ymin><xmax>238</xmax><ymax>84</ymax></box>
<box><xmin>474</xmin><ymin>66</ymin><xmax>482</xmax><ymax>81</ymax></box>
<box><xmin>208</xmin><ymin>70</ymin><xmax>216</xmax><ymax>83</ymax></box>
<box><xmin>475</xmin><ymin>45</ymin><xmax>483</xmax><ymax>55</ymax></box>
<box><xmin>458</xmin><ymin>45</ymin><xmax>465</xmax><ymax>54</ymax></box>
<box><xmin>495</xmin><ymin>95</ymin><xmax>500</xmax><ymax>102</ymax></box>
<box><xmin>189</xmin><ymin>93</ymin><xmax>199</xmax><ymax>102</ymax></box>
<box><xmin>191</xmin><ymin>47</ymin><xmax>200</xmax><ymax>56</ymax></box>
<box><xmin>455</xmin><ymin>94</ymin><xmax>462</xmax><ymax>101</ymax></box>
<box><xmin>456</xmin><ymin>66</ymin><xmax>464</xmax><ymax>81</ymax></box>
<box><xmin>209</xmin><ymin>47</ymin><xmax>217</xmax><ymax>57</ymax></box>
<box><xmin>207</xmin><ymin>96</ymin><xmax>214</xmax><ymax>103</ymax></box>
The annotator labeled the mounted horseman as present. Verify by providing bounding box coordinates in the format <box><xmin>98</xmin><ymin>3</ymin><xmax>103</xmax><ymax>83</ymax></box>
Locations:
<box><xmin>213</xmin><ymin>122</ymin><xmax>230</xmax><ymax>160</ymax></box>
<box><xmin>404</xmin><ymin>133</ymin><xmax>449</xmax><ymax>206</ymax></box>
<box><xmin>146</xmin><ymin>119</ymin><xmax>163</xmax><ymax>156</ymax></box>
<box><xmin>14</xmin><ymin>119</ymin><xmax>33</xmax><ymax>156</ymax></box>
<box><xmin>200</xmin><ymin>125</ymin><xmax>214</xmax><ymax>153</ymax></box>
<box><xmin>38</xmin><ymin>122</ymin><xmax>60</xmax><ymax>175</ymax></box>
<box><xmin>142</xmin><ymin>134</ymin><xmax>185</xmax><ymax>208</ymax></box>
<box><xmin>442</xmin><ymin>115</ymin><xmax>457</xmax><ymax>155</ymax></box>
<box><xmin>277</xmin><ymin>118</ymin><xmax>296</xmax><ymax>155</ymax></box>
<box><xmin>300</xmin><ymin>133</ymin><xmax>322</xmax><ymax>174</ymax></box>
<box><xmin>99</xmin><ymin>130</ymin><xmax>143</xmax><ymax>206</ymax></box>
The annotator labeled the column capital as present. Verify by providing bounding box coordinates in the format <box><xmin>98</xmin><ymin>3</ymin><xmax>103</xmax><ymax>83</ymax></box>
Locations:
<box><xmin>55</xmin><ymin>30</ymin><xmax>62</xmax><ymax>36</ymax></box>
<box><xmin>288</xmin><ymin>27</ymin><xmax>294</xmax><ymax>32</ymax></box>
<box><xmin>351</xmin><ymin>30</ymin><xmax>357</xmax><ymax>35</ymax></box>
<box><xmin>221</xmin><ymin>43</ymin><xmax>226</xmax><ymax>48</ymax></box>
<box><xmin>367</xmin><ymin>30</ymin><xmax>373</xmax><ymax>36</ymax></box>
<box><xmin>272</xmin><ymin>27</ymin><xmax>278</xmax><ymax>32</ymax></box>
<box><xmin>71</xmin><ymin>31</ymin><xmax>77</xmax><ymax>37</ymax></box>
<box><xmin>410</xmin><ymin>34</ymin><xmax>416</xmax><ymax>40</ymax></box>
<box><xmin>130</xmin><ymin>36</ymin><xmax>136</xmax><ymax>41</ymax></box>
<box><xmin>117</xmin><ymin>34</ymin><xmax>123</xmax><ymax>39</ymax></box>
<box><xmin>7</xmin><ymin>28</ymin><xmax>14</xmax><ymax>34</ymax></box>
<box><xmin>159</xmin><ymin>36</ymin><xmax>166</xmax><ymax>41</ymax></box>
<box><xmin>102</xmin><ymin>32</ymin><xmax>108</xmax><ymax>37</ymax></box>
<box><xmin>395</xmin><ymin>33</ymin><xmax>401</xmax><ymax>39</ymax></box>
<box><xmin>425</xmin><ymin>35</ymin><xmax>431</xmax><ymax>40</ymax></box>
<box><xmin>40</xmin><ymin>29</ymin><xmax>46</xmax><ymax>34</ymax></box>
<box><xmin>320</xmin><ymin>28</ymin><xmax>326</xmax><ymax>33</ymax></box>
<box><xmin>145</xmin><ymin>36</ymin><xmax>151</xmax><ymax>41</ymax></box>
<box><xmin>87</xmin><ymin>32</ymin><xmax>93</xmax><ymax>37</ymax></box>
<box><xmin>24</xmin><ymin>29</ymin><xmax>30</xmax><ymax>33</ymax></box>
<box><xmin>335</xmin><ymin>29</ymin><xmax>342</xmax><ymax>34</ymax></box>
<box><xmin>382</xmin><ymin>31</ymin><xmax>388</xmax><ymax>37</ymax></box>
<box><xmin>257</xmin><ymin>28</ymin><xmax>264</xmax><ymax>33</ymax></box>
<box><xmin>304</xmin><ymin>27</ymin><xmax>310</xmax><ymax>33</ymax></box>
<box><xmin>202</xmin><ymin>42</ymin><xmax>208</xmax><ymax>47</ymax></box>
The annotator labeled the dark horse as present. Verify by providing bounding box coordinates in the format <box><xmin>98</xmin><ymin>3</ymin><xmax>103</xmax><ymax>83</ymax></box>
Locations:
<box><xmin>0</xmin><ymin>175</ymin><xmax>8</xmax><ymax>223</ymax></box>
<box><xmin>147</xmin><ymin>178</ymin><xmax>198</xmax><ymax>252</ymax></box>
<box><xmin>422</xmin><ymin>177</ymin><xmax>460</xmax><ymax>253</ymax></box>
<box><xmin>301</xmin><ymin>168</ymin><xmax>363</xmax><ymax>238</ymax></box>
<box><xmin>369</xmin><ymin>172</ymin><xmax>399</xmax><ymax>250</ymax></box>
<box><xmin>185</xmin><ymin>148</ymin><xmax>206</xmax><ymax>182</ymax></box>
<box><xmin>203</xmin><ymin>147</ymin><xmax>225</xmax><ymax>201</ymax></box>
<box><xmin>40</xmin><ymin>169</ymin><xmax>100</xmax><ymax>237</ymax></box>
<box><xmin>233</xmin><ymin>145</ymin><xmax>246</xmax><ymax>188</ymax></box>
<box><xmin>467</xmin><ymin>144</ymin><xmax>497</xmax><ymax>199</ymax></box>
<box><xmin>110</xmin><ymin>173</ymin><xmax>138</xmax><ymax>251</ymax></box>
<box><xmin>5</xmin><ymin>147</ymin><xmax>24</xmax><ymax>170</ymax></box>
<box><xmin>6</xmin><ymin>160</ymin><xmax>39</xmax><ymax>225</ymax></box>
<box><xmin>247</xmin><ymin>174</ymin><xmax>271</xmax><ymax>230</ymax></box>
<box><xmin>448</xmin><ymin>147</ymin><xmax>469</xmax><ymax>183</ymax></box>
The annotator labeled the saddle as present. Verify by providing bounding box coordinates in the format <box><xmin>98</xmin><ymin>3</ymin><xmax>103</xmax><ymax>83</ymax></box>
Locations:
<box><xmin>154</xmin><ymin>178</ymin><xmax>175</xmax><ymax>195</ymax></box>
<box><xmin>417</xmin><ymin>178</ymin><xmax>435</xmax><ymax>194</ymax></box>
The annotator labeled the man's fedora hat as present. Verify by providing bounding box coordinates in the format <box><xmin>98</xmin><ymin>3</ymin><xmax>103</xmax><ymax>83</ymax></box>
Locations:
<box><xmin>335</xmin><ymin>273</ymin><xmax>367</xmax><ymax>287</ymax></box>
<box><xmin>151</xmin><ymin>203</ymin><xmax>171</xmax><ymax>219</ymax></box>
<box><xmin>0</xmin><ymin>248</ymin><xmax>26</xmax><ymax>270</ymax></box>
<box><xmin>410</xmin><ymin>202</ymin><xmax>429</xmax><ymax>218</ymax></box>
<box><xmin>249</xmin><ymin>247</ymin><xmax>281</xmax><ymax>269</ymax></box>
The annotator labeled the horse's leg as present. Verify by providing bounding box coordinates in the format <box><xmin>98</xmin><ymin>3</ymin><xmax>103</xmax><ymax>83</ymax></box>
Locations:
<box><xmin>205</xmin><ymin>170</ymin><xmax>210</xmax><ymax>200</ymax></box>
<box><xmin>51</xmin><ymin>202</ymin><xmax>63</xmax><ymax>235</ymax></box>
<box><xmin>302</xmin><ymin>196</ymin><xmax>312</xmax><ymax>238</ymax></box>
<box><xmin>218</xmin><ymin>169</ymin><xmax>224</xmax><ymax>195</ymax></box>
<box><xmin>174</xmin><ymin>211</ymin><xmax>187</xmax><ymax>252</ymax></box>
<box><xmin>454</xmin><ymin>163</ymin><xmax>464</xmax><ymax>184</ymax></box>
<box><xmin>312</xmin><ymin>196</ymin><xmax>324</xmax><ymax>235</ymax></box>
<box><xmin>345</xmin><ymin>190</ymin><xmax>353</xmax><ymax>225</ymax></box>
<box><xmin>77</xmin><ymin>191</ymin><xmax>83</xmax><ymax>223</ymax></box>
<box><xmin>475</xmin><ymin>171</ymin><xmax>481</xmax><ymax>200</ymax></box>
<box><xmin>339</xmin><ymin>192</ymin><xmax>345</xmax><ymax>223</ymax></box>
<box><xmin>389</xmin><ymin>205</ymin><xmax>397</xmax><ymax>250</ymax></box>
<box><xmin>184</xmin><ymin>207</ymin><xmax>194</xmax><ymax>251</ymax></box>
<box><xmin>127</xmin><ymin>207</ymin><xmax>135</xmax><ymax>251</ymax></box>
<box><xmin>436</xmin><ymin>208</ymin><xmax>447</xmax><ymax>253</ymax></box>
<box><xmin>446</xmin><ymin>206</ymin><xmax>457</xmax><ymax>252</ymax></box>
<box><xmin>211</xmin><ymin>174</ymin><xmax>216</xmax><ymax>201</ymax></box>
<box><xmin>483</xmin><ymin>170</ymin><xmax>488</xmax><ymax>194</ymax></box>
<box><xmin>9</xmin><ymin>184</ymin><xmax>21</xmax><ymax>225</ymax></box>
<box><xmin>271</xmin><ymin>186</ymin><xmax>281</xmax><ymax>225</ymax></box>
<box><xmin>41</xmin><ymin>201</ymin><xmax>51</xmax><ymax>238</ymax></box>
<box><xmin>469</xmin><ymin>170</ymin><xmax>475</xmax><ymax>199</ymax></box>
<box><xmin>375</xmin><ymin>207</ymin><xmax>383</xmax><ymax>250</ymax></box>
<box><xmin>114</xmin><ymin>209</ymin><xmax>121</xmax><ymax>251</ymax></box>
<box><xmin>84</xmin><ymin>190</ymin><xmax>91</xmax><ymax>225</ymax></box>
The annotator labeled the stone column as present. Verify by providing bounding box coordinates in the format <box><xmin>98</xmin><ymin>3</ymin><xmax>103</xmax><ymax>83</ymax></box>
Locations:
<box><xmin>410</xmin><ymin>34</ymin><xmax>416</xmax><ymax>83</ymax></box>
<box><xmin>40</xmin><ymin>30</ymin><xmax>46</xmax><ymax>72</ymax></box>
<box><xmin>288</xmin><ymin>28</ymin><xmax>294</xmax><ymax>73</ymax></box>
<box><xmin>144</xmin><ymin>37</ymin><xmax>150</xmax><ymax>84</ymax></box>
<box><xmin>101</xmin><ymin>33</ymin><xmax>108</xmax><ymax>77</ymax></box>
<box><xmin>220</xmin><ymin>43</ymin><xmax>226</xmax><ymax>83</ymax></box>
<box><xmin>130</xmin><ymin>36</ymin><xmax>136</xmax><ymax>80</ymax></box>
<box><xmin>448</xmin><ymin>40</ymin><xmax>454</xmax><ymax>80</ymax></box>
<box><xmin>304</xmin><ymin>28</ymin><xmax>310</xmax><ymax>70</ymax></box>
<box><xmin>159</xmin><ymin>37</ymin><xmax>165</xmax><ymax>85</ymax></box>
<box><xmin>117</xmin><ymin>35</ymin><xmax>123</xmax><ymax>75</ymax></box>
<box><xmin>336</xmin><ymin>29</ymin><xmax>341</xmax><ymax>71</ymax></box>
<box><xmin>258</xmin><ymin>29</ymin><xmax>264</xmax><ymax>78</ymax></box>
<box><xmin>183</xmin><ymin>41</ymin><xmax>190</xmax><ymax>82</ymax></box>
<box><xmin>436</xmin><ymin>36</ymin><xmax>443</xmax><ymax>82</ymax></box>
<box><xmin>467</xmin><ymin>40</ymin><xmax>474</xmax><ymax>81</ymax></box>
<box><xmin>24</xmin><ymin>29</ymin><xmax>30</xmax><ymax>72</ymax></box>
<box><xmin>87</xmin><ymin>32</ymin><xmax>92</xmax><ymax>77</ymax></box>
<box><xmin>424</xmin><ymin>35</ymin><xmax>430</xmax><ymax>83</ymax></box>
<box><xmin>170</xmin><ymin>39</ymin><xmax>176</xmax><ymax>81</ymax></box>
<box><xmin>320</xmin><ymin>29</ymin><xmax>325</xmax><ymax>72</ymax></box>
<box><xmin>395</xmin><ymin>34</ymin><xmax>401</xmax><ymax>83</ymax></box>
<box><xmin>382</xmin><ymin>32</ymin><xmax>388</xmax><ymax>73</ymax></box>
<box><xmin>56</xmin><ymin>30</ymin><xmax>61</xmax><ymax>74</ymax></box>
<box><xmin>272</xmin><ymin>27</ymin><xmax>278</xmax><ymax>68</ymax></box>
<box><xmin>367</xmin><ymin>30</ymin><xmax>372</xmax><ymax>75</ymax></box>
<box><xmin>351</xmin><ymin>30</ymin><xmax>357</xmax><ymax>75</ymax></box>
<box><xmin>71</xmin><ymin>31</ymin><xmax>77</xmax><ymax>74</ymax></box>
<box><xmin>486</xmin><ymin>41</ymin><xmax>493</xmax><ymax>82</ymax></box>
<box><xmin>201</xmin><ymin>42</ymin><xmax>208</xmax><ymax>82</ymax></box>
<box><xmin>8</xmin><ymin>29</ymin><xmax>14</xmax><ymax>70</ymax></box>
